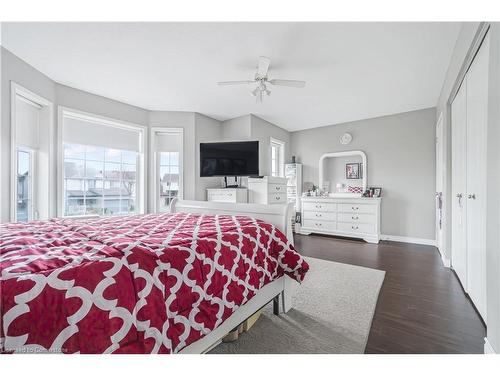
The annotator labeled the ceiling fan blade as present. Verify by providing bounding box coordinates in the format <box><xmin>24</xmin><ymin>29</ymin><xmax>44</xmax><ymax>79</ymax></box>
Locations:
<box><xmin>268</xmin><ymin>79</ymin><xmax>306</xmax><ymax>88</ymax></box>
<box><xmin>218</xmin><ymin>80</ymin><xmax>254</xmax><ymax>86</ymax></box>
<box><xmin>257</xmin><ymin>56</ymin><xmax>271</xmax><ymax>77</ymax></box>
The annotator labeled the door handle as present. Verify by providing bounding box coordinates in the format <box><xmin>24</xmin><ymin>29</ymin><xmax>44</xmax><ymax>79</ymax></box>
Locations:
<box><xmin>468</xmin><ymin>194</ymin><xmax>476</xmax><ymax>199</ymax></box>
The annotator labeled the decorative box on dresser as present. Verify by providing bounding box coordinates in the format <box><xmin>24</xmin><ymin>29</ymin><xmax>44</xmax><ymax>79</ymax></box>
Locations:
<box><xmin>206</xmin><ymin>188</ymin><xmax>248</xmax><ymax>203</ymax></box>
<box><xmin>300</xmin><ymin>197</ymin><xmax>381</xmax><ymax>243</ymax></box>
<box><xmin>248</xmin><ymin>176</ymin><xmax>287</xmax><ymax>204</ymax></box>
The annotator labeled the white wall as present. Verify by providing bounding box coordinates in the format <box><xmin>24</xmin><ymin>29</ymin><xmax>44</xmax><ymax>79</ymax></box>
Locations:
<box><xmin>221</xmin><ymin>115</ymin><xmax>251</xmax><ymax>140</ymax></box>
<box><xmin>291</xmin><ymin>108</ymin><xmax>437</xmax><ymax>240</ymax></box>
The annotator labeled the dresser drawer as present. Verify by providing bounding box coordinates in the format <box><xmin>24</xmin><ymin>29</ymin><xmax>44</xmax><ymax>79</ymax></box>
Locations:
<box><xmin>268</xmin><ymin>192</ymin><xmax>287</xmax><ymax>204</ymax></box>
<box><xmin>337</xmin><ymin>203</ymin><xmax>376</xmax><ymax>214</ymax></box>
<box><xmin>303</xmin><ymin>211</ymin><xmax>336</xmax><ymax>221</ymax></box>
<box><xmin>337</xmin><ymin>222</ymin><xmax>375</xmax><ymax>234</ymax></box>
<box><xmin>302</xmin><ymin>219</ymin><xmax>336</xmax><ymax>231</ymax></box>
<box><xmin>207</xmin><ymin>190</ymin><xmax>235</xmax><ymax>202</ymax></box>
<box><xmin>337</xmin><ymin>213</ymin><xmax>376</xmax><ymax>224</ymax></box>
<box><xmin>269</xmin><ymin>183</ymin><xmax>286</xmax><ymax>194</ymax></box>
<box><xmin>302</xmin><ymin>201</ymin><xmax>336</xmax><ymax>212</ymax></box>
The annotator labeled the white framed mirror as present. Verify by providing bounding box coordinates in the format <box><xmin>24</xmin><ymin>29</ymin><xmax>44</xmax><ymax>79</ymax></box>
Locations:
<box><xmin>319</xmin><ymin>150</ymin><xmax>367</xmax><ymax>197</ymax></box>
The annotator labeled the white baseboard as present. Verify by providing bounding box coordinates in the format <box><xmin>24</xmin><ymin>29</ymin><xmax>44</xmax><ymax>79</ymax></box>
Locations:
<box><xmin>380</xmin><ymin>234</ymin><xmax>437</xmax><ymax>247</ymax></box>
<box><xmin>440</xmin><ymin>254</ymin><xmax>451</xmax><ymax>268</ymax></box>
<box><xmin>484</xmin><ymin>337</ymin><xmax>496</xmax><ymax>354</ymax></box>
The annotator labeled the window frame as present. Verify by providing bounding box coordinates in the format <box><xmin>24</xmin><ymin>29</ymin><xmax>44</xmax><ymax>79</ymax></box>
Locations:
<box><xmin>270</xmin><ymin>137</ymin><xmax>285</xmax><ymax>177</ymax></box>
<box><xmin>149</xmin><ymin>127</ymin><xmax>184</xmax><ymax>212</ymax></box>
<box><xmin>62</xmin><ymin>143</ymin><xmax>140</xmax><ymax>217</ymax></box>
<box><xmin>57</xmin><ymin>107</ymin><xmax>147</xmax><ymax>218</ymax></box>
<box><xmin>10</xmin><ymin>82</ymin><xmax>54</xmax><ymax>222</ymax></box>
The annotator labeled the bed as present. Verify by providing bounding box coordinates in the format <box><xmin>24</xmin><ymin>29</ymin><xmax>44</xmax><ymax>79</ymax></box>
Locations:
<box><xmin>0</xmin><ymin>199</ymin><xmax>309</xmax><ymax>354</ymax></box>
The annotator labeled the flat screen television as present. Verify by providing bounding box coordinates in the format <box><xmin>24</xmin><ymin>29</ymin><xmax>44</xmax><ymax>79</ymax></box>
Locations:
<box><xmin>200</xmin><ymin>141</ymin><xmax>259</xmax><ymax>177</ymax></box>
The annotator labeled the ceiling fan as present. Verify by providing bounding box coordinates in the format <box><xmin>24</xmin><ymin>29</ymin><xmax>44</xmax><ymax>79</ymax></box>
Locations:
<box><xmin>217</xmin><ymin>56</ymin><xmax>306</xmax><ymax>103</ymax></box>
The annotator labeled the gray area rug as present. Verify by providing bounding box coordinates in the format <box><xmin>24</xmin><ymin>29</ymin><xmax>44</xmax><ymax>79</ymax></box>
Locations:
<box><xmin>209</xmin><ymin>256</ymin><xmax>385</xmax><ymax>354</ymax></box>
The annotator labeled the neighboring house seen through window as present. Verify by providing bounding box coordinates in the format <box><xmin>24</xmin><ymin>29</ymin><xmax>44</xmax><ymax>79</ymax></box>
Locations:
<box><xmin>63</xmin><ymin>143</ymin><xmax>138</xmax><ymax>216</ymax></box>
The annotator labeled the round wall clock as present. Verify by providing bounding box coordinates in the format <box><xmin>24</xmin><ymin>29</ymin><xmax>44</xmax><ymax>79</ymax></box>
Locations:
<box><xmin>339</xmin><ymin>132</ymin><xmax>353</xmax><ymax>145</ymax></box>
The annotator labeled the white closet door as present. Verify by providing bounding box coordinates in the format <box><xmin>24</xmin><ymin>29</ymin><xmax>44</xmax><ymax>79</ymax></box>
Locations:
<box><xmin>451</xmin><ymin>80</ymin><xmax>467</xmax><ymax>289</ymax></box>
<box><xmin>465</xmin><ymin>32</ymin><xmax>489</xmax><ymax>321</ymax></box>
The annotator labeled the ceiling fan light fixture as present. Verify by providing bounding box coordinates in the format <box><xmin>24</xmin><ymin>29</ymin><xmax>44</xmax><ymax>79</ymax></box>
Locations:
<box><xmin>218</xmin><ymin>56</ymin><xmax>305</xmax><ymax>103</ymax></box>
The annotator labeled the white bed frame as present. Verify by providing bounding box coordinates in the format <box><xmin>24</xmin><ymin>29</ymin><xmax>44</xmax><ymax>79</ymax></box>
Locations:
<box><xmin>169</xmin><ymin>199</ymin><xmax>295</xmax><ymax>354</ymax></box>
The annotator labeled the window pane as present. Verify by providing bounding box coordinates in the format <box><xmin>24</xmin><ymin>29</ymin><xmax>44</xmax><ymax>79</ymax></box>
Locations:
<box><xmin>122</xmin><ymin>150</ymin><xmax>137</xmax><ymax>165</ymax></box>
<box><xmin>120</xmin><ymin>198</ymin><xmax>135</xmax><ymax>213</ymax></box>
<box><xmin>63</xmin><ymin>142</ymin><xmax>138</xmax><ymax>217</ymax></box>
<box><xmin>17</xmin><ymin>199</ymin><xmax>29</xmax><ymax>222</ymax></box>
<box><xmin>64</xmin><ymin>143</ymin><xmax>85</xmax><ymax>159</ymax></box>
<box><xmin>172</xmin><ymin>152</ymin><xmax>180</xmax><ymax>166</ymax></box>
<box><xmin>103</xmin><ymin>199</ymin><xmax>120</xmax><ymax>216</ymax></box>
<box><xmin>86</xmin><ymin>180</ymin><xmax>103</xmax><ymax>215</ymax></box>
<box><xmin>160</xmin><ymin>152</ymin><xmax>170</xmax><ymax>165</ymax></box>
<box><xmin>122</xmin><ymin>163</ymin><xmax>136</xmax><ymax>181</ymax></box>
<box><xmin>159</xmin><ymin>166</ymin><xmax>170</xmax><ymax>182</ymax></box>
<box><xmin>86</xmin><ymin>161</ymin><xmax>104</xmax><ymax>179</ymax></box>
<box><xmin>66</xmin><ymin>198</ymin><xmax>85</xmax><ymax>216</ymax></box>
<box><xmin>18</xmin><ymin>150</ymin><xmax>30</xmax><ymax>175</ymax></box>
<box><xmin>65</xmin><ymin>179</ymin><xmax>84</xmax><ymax>191</ymax></box>
<box><xmin>104</xmin><ymin>162</ymin><xmax>121</xmax><ymax>179</ymax></box>
<box><xmin>121</xmin><ymin>181</ymin><xmax>136</xmax><ymax>198</ymax></box>
<box><xmin>65</xmin><ymin>159</ymin><xmax>85</xmax><ymax>178</ymax></box>
<box><xmin>85</xmin><ymin>146</ymin><xmax>105</xmax><ymax>162</ymax></box>
<box><xmin>105</xmin><ymin>148</ymin><xmax>122</xmax><ymax>163</ymax></box>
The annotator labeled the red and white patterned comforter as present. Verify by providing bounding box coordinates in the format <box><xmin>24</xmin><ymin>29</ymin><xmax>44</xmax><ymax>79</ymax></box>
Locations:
<box><xmin>0</xmin><ymin>212</ymin><xmax>308</xmax><ymax>354</ymax></box>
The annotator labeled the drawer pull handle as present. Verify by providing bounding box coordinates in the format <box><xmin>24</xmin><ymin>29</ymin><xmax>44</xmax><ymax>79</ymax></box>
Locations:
<box><xmin>276</xmin><ymin>196</ymin><xmax>280</xmax><ymax>200</ymax></box>
<box><xmin>352</xmin><ymin>206</ymin><xmax>359</xmax><ymax>210</ymax></box>
<box><xmin>315</xmin><ymin>223</ymin><xmax>322</xmax><ymax>227</ymax></box>
<box><xmin>316</xmin><ymin>205</ymin><xmax>322</xmax><ymax>209</ymax></box>
<box><xmin>352</xmin><ymin>216</ymin><xmax>358</xmax><ymax>220</ymax></box>
<box><xmin>351</xmin><ymin>225</ymin><xmax>359</xmax><ymax>230</ymax></box>
<box><xmin>316</xmin><ymin>214</ymin><xmax>322</xmax><ymax>217</ymax></box>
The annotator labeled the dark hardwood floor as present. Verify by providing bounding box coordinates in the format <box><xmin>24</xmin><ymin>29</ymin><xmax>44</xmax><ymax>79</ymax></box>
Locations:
<box><xmin>293</xmin><ymin>233</ymin><xmax>486</xmax><ymax>354</ymax></box>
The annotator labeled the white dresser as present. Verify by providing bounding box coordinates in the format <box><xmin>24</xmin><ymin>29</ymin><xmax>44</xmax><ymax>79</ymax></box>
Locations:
<box><xmin>206</xmin><ymin>188</ymin><xmax>248</xmax><ymax>203</ymax></box>
<box><xmin>300</xmin><ymin>197</ymin><xmax>381</xmax><ymax>243</ymax></box>
<box><xmin>248</xmin><ymin>176</ymin><xmax>288</xmax><ymax>204</ymax></box>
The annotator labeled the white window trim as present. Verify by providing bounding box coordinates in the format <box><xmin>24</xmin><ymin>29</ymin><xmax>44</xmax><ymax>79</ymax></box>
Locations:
<box><xmin>270</xmin><ymin>137</ymin><xmax>285</xmax><ymax>177</ymax></box>
<box><xmin>10</xmin><ymin>82</ymin><xmax>54</xmax><ymax>222</ymax></box>
<box><xmin>149</xmin><ymin>127</ymin><xmax>184</xmax><ymax>212</ymax></box>
<box><xmin>57</xmin><ymin>106</ymin><xmax>147</xmax><ymax>217</ymax></box>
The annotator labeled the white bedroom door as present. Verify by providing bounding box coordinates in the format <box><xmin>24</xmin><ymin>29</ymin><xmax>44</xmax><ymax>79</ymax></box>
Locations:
<box><xmin>451</xmin><ymin>80</ymin><xmax>468</xmax><ymax>290</ymax></box>
<box><xmin>465</xmin><ymin>32</ymin><xmax>489</xmax><ymax>321</ymax></box>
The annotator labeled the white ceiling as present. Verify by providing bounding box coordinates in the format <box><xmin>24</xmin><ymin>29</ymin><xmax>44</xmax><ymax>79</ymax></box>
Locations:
<box><xmin>2</xmin><ymin>22</ymin><xmax>460</xmax><ymax>131</ymax></box>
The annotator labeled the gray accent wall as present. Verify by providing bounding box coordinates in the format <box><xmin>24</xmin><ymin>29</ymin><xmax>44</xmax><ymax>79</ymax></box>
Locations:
<box><xmin>290</xmin><ymin>108</ymin><xmax>437</xmax><ymax>240</ymax></box>
<box><xmin>1</xmin><ymin>47</ymin><xmax>56</xmax><ymax>222</ymax></box>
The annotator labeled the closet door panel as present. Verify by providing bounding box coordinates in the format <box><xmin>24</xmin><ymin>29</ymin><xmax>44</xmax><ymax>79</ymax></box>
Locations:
<box><xmin>465</xmin><ymin>33</ymin><xmax>489</xmax><ymax>321</ymax></box>
<box><xmin>451</xmin><ymin>81</ymin><xmax>468</xmax><ymax>290</ymax></box>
